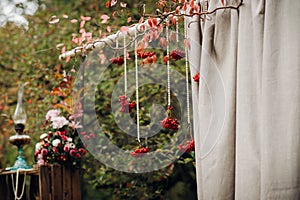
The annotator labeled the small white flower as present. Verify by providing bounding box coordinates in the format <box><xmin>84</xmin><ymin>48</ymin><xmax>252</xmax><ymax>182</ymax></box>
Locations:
<box><xmin>67</xmin><ymin>137</ymin><xmax>73</xmax><ymax>142</ymax></box>
<box><xmin>35</xmin><ymin>143</ymin><xmax>41</xmax><ymax>151</ymax></box>
<box><xmin>40</xmin><ymin>133</ymin><xmax>48</xmax><ymax>140</ymax></box>
<box><xmin>69</xmin><ymin>143</ymin><xmax>75</xmax><ymax>148</ymax></box>
<box><xmin>52</xmin><ymin>139</ymin><xmax>61</xmax><ymax>147</ymax></box>
<box><xmin>51</xmin><ymin>116</ymin><xmax>69</xmax><ymax>129</ymax></box>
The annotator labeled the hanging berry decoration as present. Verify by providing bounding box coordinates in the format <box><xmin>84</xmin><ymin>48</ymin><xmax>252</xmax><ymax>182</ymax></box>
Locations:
<box><xmin>160</xmin><ymin>106</ymin><xmax>180</xmax><ymax>130</ymax></box>
<box><xmin>169</xmin><ymin>49</ymin><xmax>185</xmax><ymax>61</ymax></box>
<box><xmin>118</xmin><ymin>95</ymin><xmax>136</xmax><ymax>113</ymax></box>
<box><xmin>130</xmin><ymin>146</ymin><xmax>149</xmax><ymax>158</ymax></box>
<box><xmin>110</xmin><ymin>36</ymin><xmax>124</xmax><ymax>65</ymax></box>
<box><xmin>193</xmin><ymin>72</ymin><xmax>200</xmax><ymax>83</ymax></box>
<box><xmin>178</xmin><ymin>140</ymin><xmax>195</xmax><ymax>153</ymax></box>
<box><xmin>160</xmin><ymin>21</ymin><xmax>180</xmax><ymax>131</ymax></box>
<box><xmin>109</xmin><ymin>56</ymin><xmax>124</xmax><ymax>65</ymax></box>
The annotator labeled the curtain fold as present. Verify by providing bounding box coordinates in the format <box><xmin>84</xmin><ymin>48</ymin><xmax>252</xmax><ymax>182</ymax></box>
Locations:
<box><xmin>189</xmin><ymin>0</ymin><xmax>300</xmax><ymax>199</ymax></box>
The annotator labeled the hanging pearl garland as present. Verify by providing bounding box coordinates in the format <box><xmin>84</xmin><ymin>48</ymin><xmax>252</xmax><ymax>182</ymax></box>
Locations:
<box><xmin>166</xmin><ymin>22</ymin><xmax>171</xmax><ymax>107</ymax></box>
<box><xmin>184</xmin><ymin>17</ymin><xmax>191</xmax><ymax>126</ymax></box>
<box><xmin>11</xmin><ymin>169</ymin><xmax>27</xmax><ymax>200</ymax></box>
<box><xmin>123</xmin><ymin>34</ymin><xmax>127</xmax><ymax>95</ymax></box>
<box><xmin>134</xmin><ymin>28</ymin><xmax>140</xmax><ymax>142</ymax></box>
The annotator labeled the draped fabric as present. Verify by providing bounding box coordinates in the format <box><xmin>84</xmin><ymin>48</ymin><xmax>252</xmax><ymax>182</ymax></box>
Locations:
<box><xmin>188</xmin><ymin>0</ymin><xmax>300</xmax><ymax>199</ymax></box>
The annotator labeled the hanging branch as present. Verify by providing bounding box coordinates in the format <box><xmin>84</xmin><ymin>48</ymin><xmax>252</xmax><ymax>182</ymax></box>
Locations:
<box><xmin>59</xmin><ymin>19</ymin><xmax>160</xmax><ymax>60</ymax></box>
<box><xmin>58</xmin><ymin>0</ymin><xmax>243</xmax><ymax>60</ymax></box>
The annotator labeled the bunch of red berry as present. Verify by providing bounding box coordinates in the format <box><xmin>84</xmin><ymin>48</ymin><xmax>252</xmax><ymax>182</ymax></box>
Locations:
<box><xmin>130</xmin><ymin>147</ymin><xmax>149</xmax><ymax>158</ymax></box>
<box><xmin>110</xmin><ymin>56</ymin><xmax>124</xmax><ymax>65</ymax></box>
<box><xmin>170</xmin><ymin>49</ymin><xmax>185</xmax><ymax>61</ymax></box>
<box><xmin>179</xmin><ymin>140</ymin><xmax>195</xmax><ymax>153</ymax></box>
<box><xmin>160</xmin><ymin>117</ymin><xmax>180</xmax><ymax>130</ymax></box>
<box><xmin>193</xmin><ymin>72</ymin><xmax>200</xmax><ymax>83</ymax></box>
<box><xmin>137</xmin><ymin>51</ymin><xmax>156</xmax><ymax>58</ymax></box>
<box><xmin>119</xmin><ymin>95</ymin><xmax>136</xmax><ymax>113</ymax></box>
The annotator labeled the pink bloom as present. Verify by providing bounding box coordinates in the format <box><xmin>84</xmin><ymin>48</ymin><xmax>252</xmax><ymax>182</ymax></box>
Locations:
<box><xmin>79</xmin><ymin>148</ymin><xmax>87</xmax><ymax>155</ymax></box>
<box><xmin>84</xmin><ymin>135</ymin><xmax>90</xmax><ymax>140</ymax></box>
<box><xmin>75</xmin><ymin>153</ymin><xmax>81</xmax><ymax>158</ymax></box>
<box><xmin>51</xmin><ymin>116</ymin><xmax>69</xmax><ymax>129</ymax></box>
<box><xmin>41</xmin><ymin>148</ymin><xmax>48</xmax><ymax>155</ymax></box>
<box><xmin>89</xmin><ymin>132</ymin><xmax>95</xmax><ymax>138</ymax></box>
<box><xmin>64</xmin><ymin>145</ymin><xmax>70</xmax><ymax>152</ymax></box>
<box><xmin>61</xmin><ymin>135</ymin><xmax>68</xmax><ymax>141</ymax></box>
<box><xmin>68</xmin><ymin>120</ymin><xmax>83</xmax><ymax>129</ymax></box>
<box><xmin>70</xmin><ymin>149</ymin><xmax>77</xmax><ymax>157</ymax></box>
<box><xmin>80</xmin><ymin>131</ymin><xmax>86</xmax><ymax>135</ymax></box>
<box><xmin>46</xmin><ymin>109</ymin><xmax>61</xmax><ymax>121</ymax></box>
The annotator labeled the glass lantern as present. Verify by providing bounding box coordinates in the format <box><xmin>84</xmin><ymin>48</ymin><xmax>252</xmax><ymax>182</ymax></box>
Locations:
<box><xmin>8</xmin><ymin>83</ymin><xmax>31</xmax><ymax>170</ymax></box>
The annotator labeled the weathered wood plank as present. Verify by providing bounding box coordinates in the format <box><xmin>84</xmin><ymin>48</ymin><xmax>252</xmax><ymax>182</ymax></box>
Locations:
<box><xmin>71</xmin><ymin>168</ymin><xmax>81</xmax><ymax>200</ymax></box>
<box><xmin>39</xmin><ymin>166</ymin><xmax>51</xmax><ymax>200</ymax></box>
<box><xmin>51</xmin><ymin>164</ymin><xmax>63</xmax><ymax>200</ymax></box>
<box><xmin>63</xmin><ymin>166</ymin><xmax>72</xmax><ymax>200</ymax></box>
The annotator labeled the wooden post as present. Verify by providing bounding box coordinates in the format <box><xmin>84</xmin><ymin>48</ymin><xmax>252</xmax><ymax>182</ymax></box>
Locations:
<box><xmin>39</xmin><ymin>165</ymin><xmax>81</xmax><ymax>200</ymax></box>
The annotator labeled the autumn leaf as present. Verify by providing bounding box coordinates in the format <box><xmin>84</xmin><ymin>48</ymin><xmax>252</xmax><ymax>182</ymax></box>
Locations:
<box><xmin>48</xmin><ymin>15</ymin><xmax>60</xmax><ymax>24</ymax></box>
<box><xmin>110</xmin><ymin>0</ymin><xmax>117</xmax><ymax>7</ymax></box>
<box><xmin>120</xmin><ymin>26</ymin><xmax>129</xmax><ymax>33</ymax></box>
<box><xmin>120</xmin><ymin>2</ymin><xmax>127</xmax><ymax>7</ymax></box>
<box><xmin>100</xmin><ymin>14</ymin><xmax>110</xmax><ymax>23</ymax></box>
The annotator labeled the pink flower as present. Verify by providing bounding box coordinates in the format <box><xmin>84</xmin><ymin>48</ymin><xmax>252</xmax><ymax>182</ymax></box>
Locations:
<box><xmin>79</xmin><ymin>148</ymin><xmax>87</xmax><ymax>155</ymax></box>
<box><xmin>84</xmin><ymin>135</ymin><xmax>90</xmax><ymax>140</ymax></box>
<box><xmin>89</xmin><ymin>132</ymin><xmax>95</xmax><ymax>138</ymax></box>
<box><xmin>68</xmin><ymin>120</ymin><xmax>83</xmax><ymax>129</ymax></box>
<box><xmin>75</xmin><ymin>153</ymin><xmax>81</xmax><ymax>158</ymax></box>
<box><xmin>80</xmin><ymin>131</ymin><xmax>86</xmax><ymax>135</ymax></box>
<box><xmin>41</xmin><ymin>148</ymin><xmax>48</xmax><ymax>155</ymax></box>
<box><xmin>51</xmin><ymin>116</ymin><xmax>69</xmax><ymax>129</ymax></box>
<box><xmin>61</xmin><ymin>135</ymin><xmax>68</xmax><ymax>141</ymax></box>
<box><xmin>64</xmin><ymin>145</ymin><xmax>70</xmax><ymax>152</ymax></box>
<box><xmin>70</xmin><ymin>149</ymin><xmax>77</xmax><ymax>157</ymax></box>
<box><xmin>46</xmin><ymin>109</ymin><xmax>61</xmax><ymax>121</ymax></box>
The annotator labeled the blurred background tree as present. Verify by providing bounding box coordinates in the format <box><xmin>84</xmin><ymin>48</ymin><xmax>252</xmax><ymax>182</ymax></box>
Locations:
<box><xmin>0</xmin><ymin>0</ymin><xmax>196</xmax><ymax>199</ymax></box>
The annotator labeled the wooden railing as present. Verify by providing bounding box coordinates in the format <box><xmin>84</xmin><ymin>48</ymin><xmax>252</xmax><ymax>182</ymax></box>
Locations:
<box><xmin>0</xmin><ymin>165</ymin><xmax>81</xmax><ymax>200</ymax></box>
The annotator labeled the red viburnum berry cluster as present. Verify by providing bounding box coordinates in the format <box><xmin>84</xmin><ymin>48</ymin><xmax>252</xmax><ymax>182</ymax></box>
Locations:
<box><xmin>160</xmin><ymin>117</ymin><xmax>180</xmax><ymax>130</ymax></box>
<box><xmin>137</xmin><ymin>51</ymin><xmax>155</xmax><ymax>58</ymax></box>
<box><xmin>110</xmin><ymin>56</ymin><xmax>124</xmax><ymax>65</ymax></box>
<box><xmin>170</xmin><ymin>49</ymin><xmax>185</xmax><ymax>61</ymax></box>
<box><xmin>130</xmin><ymin>147</ymin><xmax>149</xmax><ymax>158</ymax></box>
<box><xmin>137</xmin><ymin>51</ymin><xmax>157</xmax><ymax>65</ymax></box>
<box><xmin>179</xmin><ymin>140</ymin><xmax>195</xmax><ymax>153</ymax></box>
<box><xmin>193</xmin><ymin>72</ymin><xmax>200</xmax><ymax>82</ymax></box>
<box><xmin>119</xmin><ymin>95</ymin><xmax>136</xmax><ymax>113</ymax></box>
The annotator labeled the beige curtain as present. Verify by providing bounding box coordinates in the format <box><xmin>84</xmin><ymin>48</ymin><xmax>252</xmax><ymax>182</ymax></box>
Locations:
<box><xmin>188</xmin><ymin>0</ymin><xmax>300</xmax><ymax>199</ymax></box>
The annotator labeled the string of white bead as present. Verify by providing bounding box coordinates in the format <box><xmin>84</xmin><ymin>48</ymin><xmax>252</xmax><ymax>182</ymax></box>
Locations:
<box><xmin>176</xmin><ymin>17</ymin><xmax>179</xmax><ymax>43</ymax></box>
<box><xmin>166</xmin><ymin>23</ymin><xmax>171</xmax><ymax>106</ymax></box>
<box><xmin>134</xmin><ymin>29</ymin><xmax>140</xmax><ymax>142</ymax></box>
<box><xmin>11</xmin><ymin>169</ymin><xmax>27</xmax><ymax>200</ymax></box>
<box><xmin>123</xmin><ymin>34</ymin><xmax>127</xmax><ymax>95</ymax></box>
<box><xmin>184</xmin><ymin>17</ymin><xmax>191</xmax><ymax>125</ymax></box>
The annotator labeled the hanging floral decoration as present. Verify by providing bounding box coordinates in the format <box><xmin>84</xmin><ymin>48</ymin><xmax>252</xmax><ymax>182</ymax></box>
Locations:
<box><xmin>169</xmin><ymin>49</ymin><xmax>185</xmax><ymax>61</ymax></box>
<box><xmin>118</xmin><ymin>95</ymin><xmax>136</xmax><ymax>113</ymax></box>
<box><xmin>110</xmin><ymin>56</ymin><xmax>124</xmax><ymax>65</ymax></box>
<box><xmin>160</xmin><ymin>106</ymin><xmax>180</xmax><ymax>130</ymax></box>
<box><xmin>193</xmin><ymin>72</ymin><xmax>200</xmax><ymax>82</ymax></box>
<box><xmin>179</xmin><ymin>139</ymin><xmax>195</xmax><ymax>153</ymax></box>
<box><xmin>130</xmin><ymin>146</ymin><xmax>149</xmax><ymax>158</ymax></box>
<box><xmin>34</xmin><ymin>109</ymin><xmax>87</xmax><ymax>166</ymax></box>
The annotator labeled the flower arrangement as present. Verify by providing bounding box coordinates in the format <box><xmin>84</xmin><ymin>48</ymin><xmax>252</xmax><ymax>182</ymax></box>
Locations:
<box><xmin>34</xmin><ymin>109</ymin><xmax>87</xmax><ymax>166</ymax></box>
